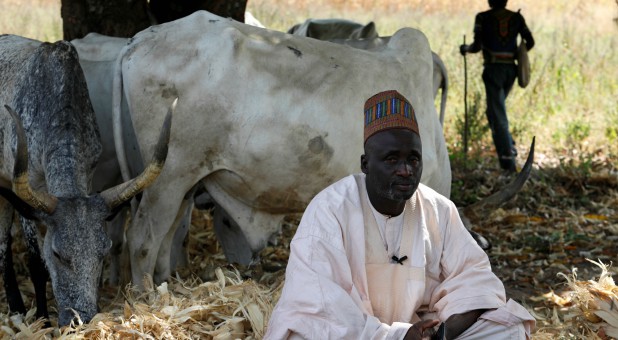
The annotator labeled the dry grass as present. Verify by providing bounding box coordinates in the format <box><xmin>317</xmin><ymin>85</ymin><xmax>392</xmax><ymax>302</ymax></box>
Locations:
<box><xmin>1</xmin><ymin>205</ymin><xmax>616</xmax><ymax>339</ymax></box>
<box><xmin>1</xmin><ymin>267</ymin><xmax>282</xmax><ymax>339</ymax></box>
<box><xmin>533</xmin><ymin>260</ymin><xmax>618</xmax><ymax>339</ymax></box>
<box><xmin>247</xmin><ymin>0</ymin><xmax>617</xmax><ymax>35</ymax></box>
<box><xmin>0</xmin><ymin>210</ymin><xmax>289</xmax><ymax>339</ymax></box>
<box><xmin>0</xmin><ymin>0</ymin><xmax>61</xmax><ymax>42</ymax></box>
<box><xmin>246</xmin><ymin>0</ymin><xmax>618</xmax><ymax>161</ymax></box>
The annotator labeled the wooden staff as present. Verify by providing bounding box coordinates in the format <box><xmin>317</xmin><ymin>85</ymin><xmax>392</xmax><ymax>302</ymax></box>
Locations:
<box><xmin>463</xmin><ymin>35</ymin><xmax>469</xmax><ymax>162</ymax></box>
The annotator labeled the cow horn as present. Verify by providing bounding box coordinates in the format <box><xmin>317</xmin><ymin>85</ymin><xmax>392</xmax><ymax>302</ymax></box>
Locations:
<box><xmin>461</xmin><ymin>137</ymin><xmax>536</xmax><ymax>222</ymax></box>
<box><xmin>100</xmin><ymin>99</ymin><xmax>175</xmax><ymax>209</ymax></box>
<box><xmin>4</xmin><ymin>105</ymin><xmax>58</xmax><ymax>214</ymax></box>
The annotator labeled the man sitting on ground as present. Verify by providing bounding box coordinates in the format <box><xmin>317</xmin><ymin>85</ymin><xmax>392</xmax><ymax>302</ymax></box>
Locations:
<box><xmin>265</xmin><ymin>90</ymin><xmax>535</xmax><ymax>339</ymax></box>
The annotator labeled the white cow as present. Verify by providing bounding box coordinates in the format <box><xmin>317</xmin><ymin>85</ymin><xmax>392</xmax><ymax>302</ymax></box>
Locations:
<box><xmin>108</xmin><ymin>11</ymin><xmax>450</xmax><ymax>286</ymax></box>
<box><xmin>288</xmin><ymin>20</ymin><xmax>448</xmax><ymax>125</ymax></box>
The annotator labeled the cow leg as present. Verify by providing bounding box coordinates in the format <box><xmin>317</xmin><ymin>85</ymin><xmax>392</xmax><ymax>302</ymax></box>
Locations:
<box><xmin>168</xmin><ymin>200</ymin><xmax>192</xmax><ymax>272</ymax></box>
<box><xmin>0</xmin><ymin>200</ymin><xmax>27</xmax><ymax>315</ymax></box>
<box><xmin>212</xmin><ymin>203</ymin><xmax>253</xmax><ymax>265</ymax></box>
<box><xmin>20</xmin><ymin>217</ymin><xmax>50</xmax><ymax>324</ymax></box>
<box><xmin>169</xmin><ymin>184</ymin><xmax>201</xmax><ymax>273</ymax></box>
<box><xmin>193</xmin><ymin>182</ymin><xmax>214</xmax><ymax>210</ymax></box>
<box><xmin>104</xmin><ymin>209</ymin><xmax>127</xmax><ymax>286</ymax></box>
<box><xmin>154</xmin><ymin>191</ymin><xmax>196</xmax><ymax>283</ymax></box>
<box><xmin>431</xmin><ymin>52</ymin><xmax>448</xmax><ymax>126</ymax></box>
<box><xmin>3</xmin><ymin>232</ymin><xmax>28</xmax><ymax>315</ymax></box>
<box><xmin>191</xmin><ymin>184</ymin><xmax>255</xmax><ymax>265</ymax></box>
<box><xmin>126</xmin><ymin>187</ymin><xmax>185</xmax><ymax>288</ymax></box>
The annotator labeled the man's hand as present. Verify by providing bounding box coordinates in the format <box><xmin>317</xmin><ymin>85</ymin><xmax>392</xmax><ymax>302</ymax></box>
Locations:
<box><xmin>403</xmin><ymin>319</ymin><xmax>440</xmax><ymax>340</ymax></box>
<box><xmin>444</xmin><ymin>309</ymin><xmax>490</xmax><ymax>339</ymax></box>
<box><xmin>459</xmin><ymin>44</ymin><xmax>469</xmax><ymax>56</ymax></box>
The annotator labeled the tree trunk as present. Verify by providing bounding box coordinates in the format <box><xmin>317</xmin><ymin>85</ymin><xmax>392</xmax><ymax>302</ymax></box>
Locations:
<box><xmin>61</xmin><ymin>0</ymin><xmax>152</xmax><ymax>40</ymax></box>
<box><xmin>149</xmin><ymin>0</ymin><xmax>248</xmax><ymax>24</ymax></box>
<box><xmin>61</xmin><ymin>0</ymin><xmax>249</xmax><ymax>41</ymax></box>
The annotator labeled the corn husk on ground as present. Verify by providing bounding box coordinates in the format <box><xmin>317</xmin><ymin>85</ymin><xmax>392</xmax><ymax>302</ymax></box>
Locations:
<box><xmin>534</xmin><ymin>259</ymin><xmax>618</xmax><ymax>339</ymax></box>
<box><xmin>1</xmin><ymin>267</ymin><xmax>282</xmax><ymax>339</ymax></box>
<box><xmin>2</xmin><ymin>163</ymin><xmax>617</xmax><ymax>339</ymax></box>
<box><xmin>5</xmin><ymin>259</ymin><xmax>616</xmax><ymax>339</ymax></box>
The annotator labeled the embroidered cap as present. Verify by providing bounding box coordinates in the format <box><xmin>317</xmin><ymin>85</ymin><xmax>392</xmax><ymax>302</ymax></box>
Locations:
<box><xmin>363</xmin><ymin>90</ymin><xmax>419</xmax><ymax>143</ymax></box>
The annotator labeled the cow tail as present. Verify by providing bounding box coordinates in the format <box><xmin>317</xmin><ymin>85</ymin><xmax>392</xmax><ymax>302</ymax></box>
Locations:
<box><xmin>434</xmin><ymin>53</ymin><xmax>448</xmax><ymax>127</ymax></box>
<box><xmin>439</xmin><ymin>63</ymin><xmax>448</xmax><ymax>127</ymax></box>
<box><xmin>112</xmin><ymin>45</ymin><xmax>131</xmax><ymax>182</ymax></box>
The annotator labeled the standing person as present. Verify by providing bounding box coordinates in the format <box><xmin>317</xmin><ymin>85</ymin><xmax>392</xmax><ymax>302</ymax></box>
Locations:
<box><xmin>264</xmin><ymin>90</ymin><xmax>535</xmax><ymax>339</ymax></box>
<box><xmin>460</xmin><ymin>0</ymin><xmax>535</xmax><ymax>172</ymax></box>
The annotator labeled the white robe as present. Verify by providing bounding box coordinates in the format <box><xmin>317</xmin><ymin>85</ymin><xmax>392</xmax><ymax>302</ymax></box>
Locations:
<box><xmin>265</xmin><ymin>174</ymin><xmax>534</xmax><ymax>339</ymax></box>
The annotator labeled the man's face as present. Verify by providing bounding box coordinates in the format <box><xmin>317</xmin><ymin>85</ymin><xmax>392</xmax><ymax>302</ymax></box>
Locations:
<box><xmin>361</xmin><ymin>128</ymin><xmax>423</xmax><ymax>215</ymax></box>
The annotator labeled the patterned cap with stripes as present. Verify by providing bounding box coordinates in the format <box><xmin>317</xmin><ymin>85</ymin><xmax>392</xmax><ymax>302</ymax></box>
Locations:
<box><xmin>363</xmin><ymin>90</ymin><xmax>419</xmax><ymax>143</ymax></box>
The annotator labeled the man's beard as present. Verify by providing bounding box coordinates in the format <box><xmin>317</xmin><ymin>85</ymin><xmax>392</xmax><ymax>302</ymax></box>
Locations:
<box><xmin>375</xmin><ymin>179</ymin><xmax>417</xmax><ymax>202</ymax></box>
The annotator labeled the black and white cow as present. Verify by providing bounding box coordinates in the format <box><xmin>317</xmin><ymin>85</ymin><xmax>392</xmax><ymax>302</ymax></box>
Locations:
<box><xmin>287</xmin><ymin>18</ymin><xmax>378</xmax><ymax>40</ymax></box>
<box><xmin>0</xmin><ymin>35</ymin><xmax>171</xmax><ymax>326</ymax></box>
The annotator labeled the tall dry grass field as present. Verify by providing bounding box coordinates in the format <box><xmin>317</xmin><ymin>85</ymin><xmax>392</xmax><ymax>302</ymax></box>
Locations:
<box><xmin>248</xmin><ymin>0</ymin><xmax>618</xmax><ymax>166</ymax></box>
<box><xmin>0</xmin><ymin>0</ymin><xmax>61</xmax><ymax>42</ymax></box>
<box><xmin>2</xmin><ymin>0</ymin><xmax>617</xmax><ymax>166</ymax></box>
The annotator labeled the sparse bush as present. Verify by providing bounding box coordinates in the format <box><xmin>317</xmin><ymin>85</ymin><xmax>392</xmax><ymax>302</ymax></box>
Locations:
<box><xmin>566</xmin><ymin>120</ymin><xmax>591</xmax><ymax>149</ymax></box>
<box><xmin>451</xmin><ymin>91</ymin><xmax>490</xmax><ymax>166</ymax></box>
<box><xmin>605</xmin><ymin>107</ymin><xmax>618</xmax><ymax>155</ymax></box>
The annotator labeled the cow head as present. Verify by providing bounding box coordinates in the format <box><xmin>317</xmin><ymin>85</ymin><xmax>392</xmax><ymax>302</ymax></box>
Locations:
<box><xmin>2</xmin><ymin>104</ymin><xmax>172</xmax><ymax>326</ymax></box>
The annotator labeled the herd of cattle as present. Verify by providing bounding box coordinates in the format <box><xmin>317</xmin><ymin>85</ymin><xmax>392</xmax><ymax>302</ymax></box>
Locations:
<box><xmin>0</xmin><ymin>11</ymin><xmax>532</xmax><ymax>327</ymax></box>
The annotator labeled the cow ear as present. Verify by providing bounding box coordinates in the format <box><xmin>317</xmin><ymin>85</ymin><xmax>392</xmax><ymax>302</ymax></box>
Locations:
<box><xmin>0</xmin><ymin>187</ymin><xmax>40</xmax><ymax>221</ymax></box>
<box><xmin>360</xmin><ymin>21</ymin><xmax>376</xmax><ymax>38</ymax></box>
